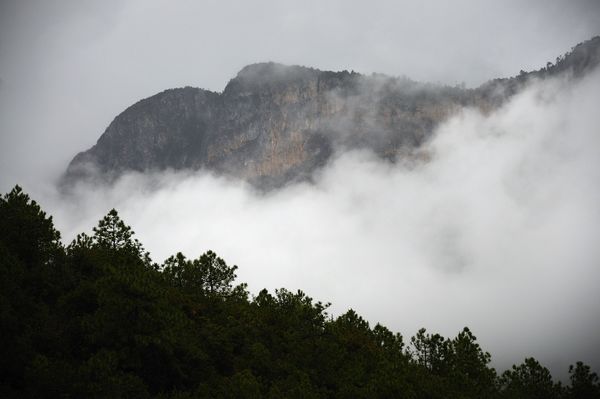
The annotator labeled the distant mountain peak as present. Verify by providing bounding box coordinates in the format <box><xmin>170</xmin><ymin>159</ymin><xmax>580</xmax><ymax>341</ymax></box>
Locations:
<box><xmin>235</xmin><ymin>62</ymin><xmax>313</xmax><ymax>78</ymax></box>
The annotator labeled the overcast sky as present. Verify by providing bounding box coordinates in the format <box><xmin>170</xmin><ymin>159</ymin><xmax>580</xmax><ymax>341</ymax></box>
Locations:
<box><xmin>0</xmin><ymin>0</ymin><xmax>599</xmax><ymax>189</ymax></box>
<box><xmin>1</xmin><ymin>0</ymin><xmax>600</xmax><ymax>378</ymax></box>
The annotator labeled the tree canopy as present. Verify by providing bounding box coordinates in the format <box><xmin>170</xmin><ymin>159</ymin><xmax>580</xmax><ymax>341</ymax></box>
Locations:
<box><xmin>1</xmin><ymin>185</ymin><xmax>598</xmax><ymax>398</ymax></box>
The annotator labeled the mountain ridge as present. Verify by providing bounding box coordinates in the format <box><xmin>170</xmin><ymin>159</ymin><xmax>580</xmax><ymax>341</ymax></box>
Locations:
<box><xmin>64</xmin><ymin>36</ymin><xmax>600</xmax><ymax>189</ymax></box>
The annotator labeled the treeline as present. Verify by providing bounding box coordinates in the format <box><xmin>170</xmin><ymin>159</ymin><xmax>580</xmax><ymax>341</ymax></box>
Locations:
<box><xmin>1</xmin><ymin>185</ymin><xmax>598</xmax><ymax>398</ymax></box>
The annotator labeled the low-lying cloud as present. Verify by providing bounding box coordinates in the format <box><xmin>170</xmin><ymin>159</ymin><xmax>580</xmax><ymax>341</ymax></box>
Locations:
<box><xmin>28</xmin><ymin>69</ymin><xmax>600</xmax><ymax>377</ymax></box>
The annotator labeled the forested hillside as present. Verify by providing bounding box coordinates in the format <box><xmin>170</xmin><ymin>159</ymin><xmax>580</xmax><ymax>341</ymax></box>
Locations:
<box><xmin>1</xmin><ymin>185</ymin><xmax>599</xmax><ymax>398</ymax></box>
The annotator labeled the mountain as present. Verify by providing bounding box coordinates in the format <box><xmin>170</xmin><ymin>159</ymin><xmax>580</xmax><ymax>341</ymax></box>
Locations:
<box><xmin>64</xmin><ymin>37</ymin><xmax>600</xmax><ymax>189</ymax></box>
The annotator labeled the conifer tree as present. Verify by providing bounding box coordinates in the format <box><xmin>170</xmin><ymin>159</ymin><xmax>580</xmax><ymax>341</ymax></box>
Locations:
<box><xmin>92</xmin><ymin>209</ymin><xmax>151</xmax><ymax>266</ymax></box>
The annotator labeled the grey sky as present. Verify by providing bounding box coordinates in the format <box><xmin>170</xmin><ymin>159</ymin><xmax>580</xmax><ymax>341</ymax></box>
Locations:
<box><xmin>0</xmin><ymin>0</ymin><xmax>599</xmax><ymax>378</ymax></box>
<box><xmin>0</xmin><ymin>0</ymin><xmax>599</xmax><ymax>189</ymax></box>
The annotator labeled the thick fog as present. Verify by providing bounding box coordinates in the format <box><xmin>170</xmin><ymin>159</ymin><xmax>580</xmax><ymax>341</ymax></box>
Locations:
<box><xmin>1</xmin><ymin>0</ymin><xmax>600</xmax><ymax>378</ymax></box>
<box><xmin>26</xmin><ymin>69</ymin><xmax>600</xmax><ymax>377</ymax></box>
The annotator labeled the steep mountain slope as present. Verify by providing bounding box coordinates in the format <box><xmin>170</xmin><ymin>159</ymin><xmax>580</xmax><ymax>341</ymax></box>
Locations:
<box><xmin>64</xmin><ymin>37</ymin><xmax>600</xmax><ymax>189</ymax></box>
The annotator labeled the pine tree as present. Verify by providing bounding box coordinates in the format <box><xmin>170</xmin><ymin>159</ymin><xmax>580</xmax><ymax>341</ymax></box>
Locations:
<box><xmin>92</xmin><ymin>209</ymin><xmax>151</xmax><ymax>266</ymax></box>
<box><xmin>162</xmin><ymin>250</ymin><xmax>239</xmax><ymax>296</ymax></box>
<box><xmin>568</xmin><ymin>361</ymin><xmax>600</xmax><ymax>399</ymax></box>
<box><xmin>0</xmin><ymin>185</ymin><xmax>62</xmax><ymax>267</ymax></box>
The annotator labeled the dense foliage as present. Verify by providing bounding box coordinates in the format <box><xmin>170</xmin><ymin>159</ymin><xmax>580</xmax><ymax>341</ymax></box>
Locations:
<box><xmin>1</xmin><ymin>185</ymin><xmax>599</xmax><ymax>398</ymax></box>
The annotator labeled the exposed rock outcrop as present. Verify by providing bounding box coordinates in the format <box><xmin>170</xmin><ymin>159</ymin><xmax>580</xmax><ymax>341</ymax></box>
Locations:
<box><xmin>64</xmin><ymin>37</ymin><xmax>600</xmax><ymax>189</ymax></box>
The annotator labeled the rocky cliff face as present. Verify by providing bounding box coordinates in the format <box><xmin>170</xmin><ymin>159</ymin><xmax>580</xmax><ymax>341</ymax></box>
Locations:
<box><xmin>64</xmin><ymin>37</ymin><xmax>600</xmax><ymax>189</ymax></box>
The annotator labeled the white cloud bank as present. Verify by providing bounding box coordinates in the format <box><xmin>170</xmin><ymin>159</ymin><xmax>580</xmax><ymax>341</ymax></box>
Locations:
<box><xmin>29</xmin><ymin>69</ymin><xmax>600</xmax><ymax>377</ymax></box>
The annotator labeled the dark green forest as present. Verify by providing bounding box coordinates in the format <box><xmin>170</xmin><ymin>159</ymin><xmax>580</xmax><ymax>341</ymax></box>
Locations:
<box><xmin>1</xmin><ymin>185</ymin><xmax>599</xmax><ymax>398</ymax></box>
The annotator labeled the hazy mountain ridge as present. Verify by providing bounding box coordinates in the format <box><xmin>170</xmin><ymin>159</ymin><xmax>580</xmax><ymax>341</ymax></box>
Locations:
<box><xmin>64</xmin><ymin>37</ymin><xmax>600</xmax><ymax>189</ymax></box>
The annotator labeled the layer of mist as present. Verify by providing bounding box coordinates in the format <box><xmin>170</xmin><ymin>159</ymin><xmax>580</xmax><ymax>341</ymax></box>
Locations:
<box><xmin>20</xmin><ymin>69</ymin><xmax>600</xmax><ymax>378</ymax></box>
